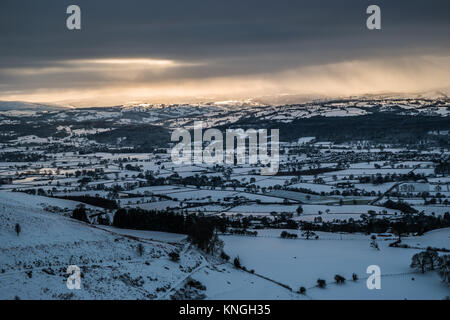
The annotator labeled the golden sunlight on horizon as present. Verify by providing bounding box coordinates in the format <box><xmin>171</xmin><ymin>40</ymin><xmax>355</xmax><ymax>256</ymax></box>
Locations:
<box><xmin>1</xmin><ymin>55</ymin><xmax>450</xmax><ymax>107</ymax></box>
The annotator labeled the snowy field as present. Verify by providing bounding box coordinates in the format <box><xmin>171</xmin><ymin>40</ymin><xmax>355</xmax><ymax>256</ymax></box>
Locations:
<box><xmin>221</xmin><ymin>229</ymin><xmax>450</xmax><ymax>299</ymax></box>
<box><xmin>0</xmin><ymin>192</ymin><xmax>281</xmax><ymax>300</ymax></box>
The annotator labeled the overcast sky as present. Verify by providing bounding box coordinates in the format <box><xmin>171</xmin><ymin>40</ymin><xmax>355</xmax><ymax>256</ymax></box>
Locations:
<box><xmin>1</xmin><ymin>0</ymin><xmax>449</xmax><ymax>106</ymax></box>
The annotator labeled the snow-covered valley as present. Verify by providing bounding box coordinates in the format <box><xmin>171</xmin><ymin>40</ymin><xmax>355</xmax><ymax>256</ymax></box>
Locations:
<box><xmin>0</xmin><ymin>96</ymin><xmax>449</xmax><ymax>300</ymax></box>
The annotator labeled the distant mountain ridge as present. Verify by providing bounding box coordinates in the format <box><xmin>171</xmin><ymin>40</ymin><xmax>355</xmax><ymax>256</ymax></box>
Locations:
<box><xmin>1</xmin><ymin>88</ymin><xmax>449</xmax><ymax>111</ymax></box>
<box><xmin>0</xmin><ymin>101</ymin><xmax>66</xmax><ymax>111</ymax></box>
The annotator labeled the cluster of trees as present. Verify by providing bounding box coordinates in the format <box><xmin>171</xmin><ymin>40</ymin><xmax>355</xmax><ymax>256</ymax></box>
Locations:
<box><xmin>228</xmin><ymin>229</ymin><xmax>258</xmax><ymax>236</ymax></box>
<box><xmin>300</xmin><ymin>212</ymin><xmax>450</xmax><ymax>236</ymax></box>
<box><xmin>276</xmin><ymin>167</ymin><xmax>337</xmax><ymax>176</ymax></box>
<box><xmin>22</xmin><ymin>189</ymin><xmax>49</xmax><ymax>197</ymax></box>
<box><xmin>280</xmin><ymin>231</ymin><xmax>298</xmax><ymax>239</ymax></box>
<box><xmin>72</xmin><ymin>205</ymin><xmax>89</xmax><ymax>223</ymax></box>
<box><xmin>0</xmin><ymin>152</ymin><xmax>45</xmax><ymax>162</ymax></box>
<box><xmin>301</xmin><ymin>228</ymin><xmax>318</xmax><ymax>240</ymax></box>
<box><xmin>229</xmin><ymin>111</ymin><xmax>450</xmax><ymax>146</ymax></box>
<box><xmin>435</xmin><ymin>161</ymin><xmax>450</xmax><ymax>175</ymax></box>
<box><xmin>359</xmin><ymin>172</ymin><xmax>425</xmax><ymax>185</ymax></box>
<box><xmin>168</xmin><ymin>251</ymin><xmax>180</xmax><ymax>262</ymax></box>
<box><xmin>382</xmin><ymin>200</ymin><xmax>417</xmax><ymax>214</ymax></box>
<box><xmin>305</xmin><ymin>113</ymin><xmax>450</xmax><ymax>145</ymax></box>
<box><xmin>288</xmin><ymin>188</ymin><xmax>385</xmax><ymax>198</ymax></box>
<box><xmin>114</xmin><ymin>208</ymin><xmax>186</xmax><ymax>233</ymax></box>
<box><xmin>56</xmin><ymin>195</ymin><xmax>117</xmax><ymax>210</ymax></box>
<box><xmin>334</xmin><ymin>274</ymin><xmax>345</xmax><ymax>284</ymax></box>
<box><xmin>88</xmin><ymin>124</ymin><xmax>170</xmax><ymax>150</ymax></box>
<box><xmin>187</xmin><ymin>217</ymin><xmax>224</xmax><ymax>254</ymax></box>
<box><xmin>125</xmin><ymin>164</ymin><xmax>141</xmax><ymax>172</ymax></box>
<box><xmin>287</xmin><ymin>187</ymin><xmax>320</xmax><ymax>196</ymax></box>
<box><xmin>410</xmin><ymin>249</ymin><xmax>450</xmax><ymax>283</ymax></box>
<box><xmin>306</xmin><ymin>273</ymin><xmax>354</xmax><ymax>292</ymax></box>
<box><xmin>223</xmin><ymin>215</ymin><xmax>299</xmax><ymax>231</ymax></box>
<box><xmin>72</xmin><ymin>169</ymin><xmax>104</xmax><ymax>178</ymax></box>
<box><xmin>112</xmin><ymin>208</ymin><xmax>227</xmax><ymax>254</ymax></box>
<box><xmin>317</xmin><ymin>279</ymin><xmax>326</xmax><ymax>288</ymax></box>
<box><xmin>167</xmin><ymin>173</ymin><xmax>226</xmax><ymax>189</ymax></box>
<box><xmin>268</xmin><ymin>215</ymin><xmax>298</xmax><ymax>230</ymax></box>
<box><xmin>410</xmin><ymin>249</ymin><xmax>440</xmax><ymax>273</ymax></box>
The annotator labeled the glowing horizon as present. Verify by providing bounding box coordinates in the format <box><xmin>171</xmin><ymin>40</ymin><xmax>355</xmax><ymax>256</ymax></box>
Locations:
<box><xmin>1</xmin><ymin>1</ymin><xmax>449</xmax><ymax>107</ymax></box>
<box><xmin>1</xmin><ymin>54</ymin><xmax>449</xmax><ymax>107</ymax></box>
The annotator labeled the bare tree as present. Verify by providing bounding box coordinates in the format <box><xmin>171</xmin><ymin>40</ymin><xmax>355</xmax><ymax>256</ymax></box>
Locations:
<box><xmin>410</xmin><ymin>249</ymin><xmax>441</xmax><ymax>273</ymax></box>
<box><xmin>411</xmin><ymin>251</ymin><xmax>428</xmax><ymax>273</ymax></box>
<box><xmin>370</xmin><ymin>235</ymin><xmax>380</xmax><ymax>250</ymax></box>
<box><xmin>15</xmin><ymin>223</ymin><xmax>21</xmax><ymax>236</ymax></box>
<box><xmin>425</xmin><ymin>248</ymin><xmax>440</xmax><ymax>271</ymax></box>
<box><xmin>438</xmin><ymin>255</ymin><xmax>450</xmax><ymax>283</ymax></box>
<box><xmin>391</xmin><ymin>221</ymin><xmax>407</xmax><ymax>242</ymax></box>
<box><xmin>137</xmin><ymin>243</ymin><xmax>144</xmax><ymax>256</ymax></box>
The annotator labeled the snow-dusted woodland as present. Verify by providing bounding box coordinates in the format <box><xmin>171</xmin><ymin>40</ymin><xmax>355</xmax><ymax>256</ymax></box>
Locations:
<box><xmin>0</xmin><ymin>94</ymin><xmax>449</xmax><ymax>299</ymax></box>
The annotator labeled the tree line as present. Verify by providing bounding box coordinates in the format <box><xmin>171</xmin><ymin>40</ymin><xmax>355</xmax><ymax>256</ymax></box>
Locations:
<box><xmin>112</xmin><ymin>208</ymin><xmax>227</xmax><ymax>253</ymax></box>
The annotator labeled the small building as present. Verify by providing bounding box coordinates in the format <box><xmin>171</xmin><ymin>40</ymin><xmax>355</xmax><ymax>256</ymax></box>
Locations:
<box><xmin>397</xmin><ymin>183</ymin><xmax>429</xmax><ymax>193</ymax></box>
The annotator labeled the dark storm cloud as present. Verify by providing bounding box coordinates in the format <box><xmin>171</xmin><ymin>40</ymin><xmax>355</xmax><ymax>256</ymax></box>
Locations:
<box><xmin>1</xmin><ymin>0</ymin><xmax>449</xmax><ymax>65</ymax></box>
<box><xmin>0</xmin><ymin>0</ymin><xmax>449</xmax><ymax>103</ymax></box>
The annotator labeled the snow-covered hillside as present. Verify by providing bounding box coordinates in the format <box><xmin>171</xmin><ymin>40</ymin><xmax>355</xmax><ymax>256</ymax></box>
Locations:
<box><xmin>0</xmin><ymin>101</ymin><xmax>65</xmax><ymax>112</ymax></box>
<box><xmin>1</xmin><ymin>191</ymin><xmax>448</xmax><ymax>300</ymax></box>
<box><xmin>0</xmin><ymin>192</ymin><xmax>296</xmax><ymax>300</ymax></box>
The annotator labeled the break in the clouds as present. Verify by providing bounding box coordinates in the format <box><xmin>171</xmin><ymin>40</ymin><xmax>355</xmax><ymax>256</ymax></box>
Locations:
<box><xmin>0</xmin><ymin>0</ymin><xmax>450</xmax><ymax>106</ymax></box>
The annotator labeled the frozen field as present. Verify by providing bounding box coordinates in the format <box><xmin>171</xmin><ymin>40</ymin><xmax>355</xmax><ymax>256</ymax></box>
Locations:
<box><xmin>221</xmin><ymin>229</ymin><xmax>450</xmax><ymax>299</ymax></box>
